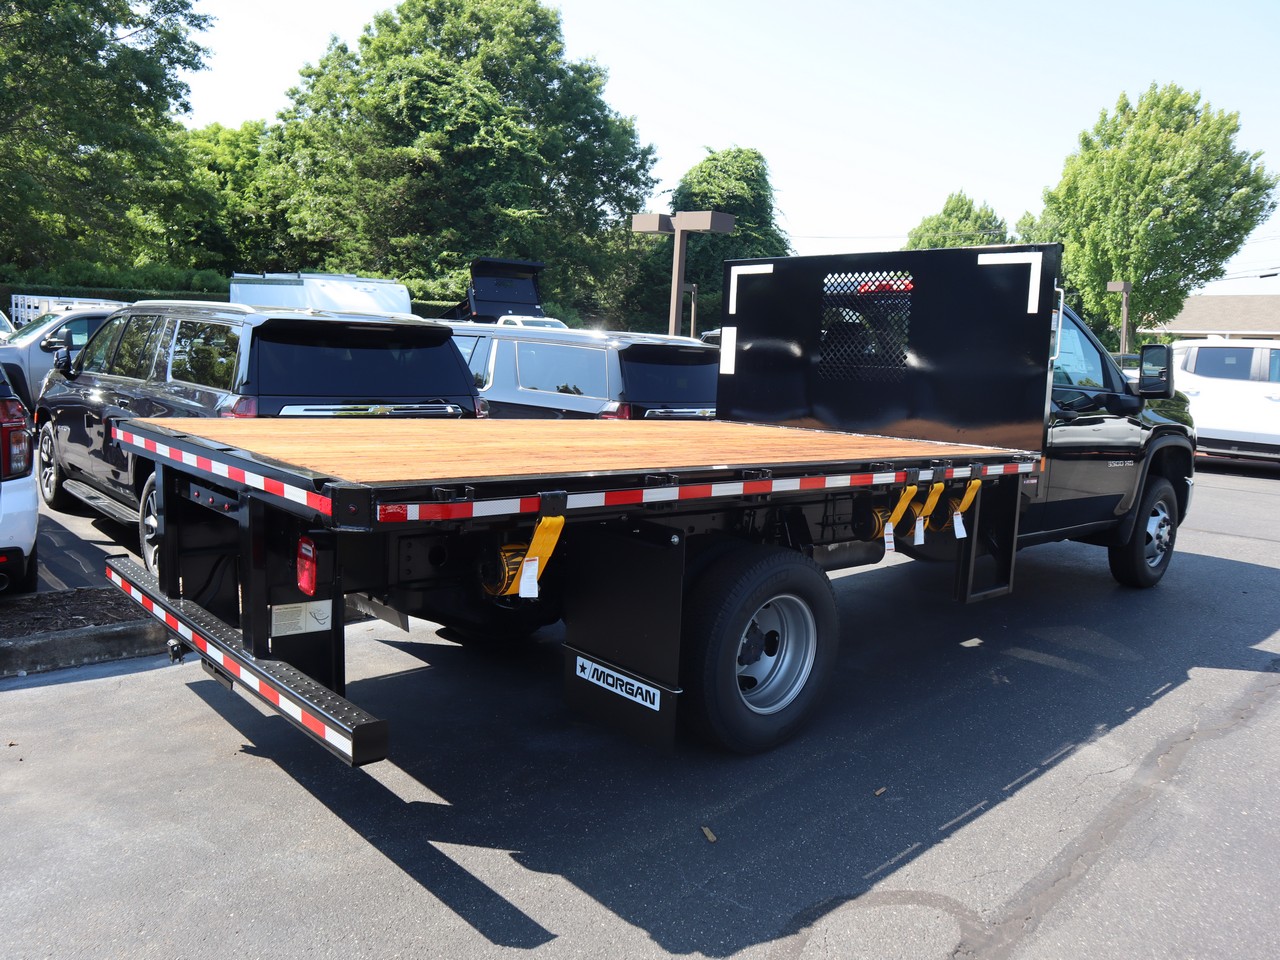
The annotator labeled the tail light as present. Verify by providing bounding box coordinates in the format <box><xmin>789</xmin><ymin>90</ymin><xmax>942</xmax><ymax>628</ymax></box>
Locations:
<box><xmin>599</xmin><ymin>401</ymin><xmax>632</xmax><ymax>420</ymax></box>
<box><xmin>0</xmin><ymin>400</ymin><xmax>32</xmax><ymax>480</ymax></box>
<box><xmin>219</xmin><ymin>395</ymin><xmax>258</xmax><ymax>418</ymax></box>
<box><xmin>296</xmin><ymin>536</ymin><xmax>317</xmax><ymax>596</ymax></box>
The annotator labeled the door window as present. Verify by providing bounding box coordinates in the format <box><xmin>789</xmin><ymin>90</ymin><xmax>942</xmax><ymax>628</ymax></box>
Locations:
<box><xmin>515</xmin><ymin>342</ymin><xmax>607</xmax><ymax>398</ymax></box>
<box><xmin>1192</xmin><ymin>346</ymin><xmax>1254</xmax><ymax>380</ymax></box>
<box><xmin>451</xmin><ymin>335</ymin><xmax>493</xmax><ymax>389</ymax></box>
<box><xmin>171</xmin><ymin>320</ymin><xmax>240</xmax><ymax>391</ymax></box>
<box><xmin>78</xmin><ymin>316</ymin><xmax>128</xmax><ymax>374</ymax></box>
<box><xmin>1266</xmin><ymin>349</ymin><xmax>1279</xmax><ymax>383</ymax></box>
<box><xmin>107</xmin><ymin>315</ymin><xmax>163</xmax><ymax>380</ymax></box>
<box><xmin>1053</xmin><ymin>318</ymin><xmax>1107</xmax><ymax>389</ymax></box>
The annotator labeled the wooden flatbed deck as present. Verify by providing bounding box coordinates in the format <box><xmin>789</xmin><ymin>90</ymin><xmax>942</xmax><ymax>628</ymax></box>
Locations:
<box><xmin>136</xmin><ymin>418</ymin><xmax>1030</xmax><ymax>487</ymax></box>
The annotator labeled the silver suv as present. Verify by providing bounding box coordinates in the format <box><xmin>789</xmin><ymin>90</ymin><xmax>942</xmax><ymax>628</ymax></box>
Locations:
<box><xmin>448</xmin><ymin>323</ymin><xmax>719</xmax><ymax>420</ymax></box>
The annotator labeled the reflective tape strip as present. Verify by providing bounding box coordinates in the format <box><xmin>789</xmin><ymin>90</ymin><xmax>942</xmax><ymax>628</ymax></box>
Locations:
<box><xmin>113</xmin><ymin>427</ymin><xmax>333</xmax><ymax>517</ymax></box>
<box><xmin>373</xmin><ymin>459</ymin><xmax>1042</xmax><ymax>524</ymax></box>
<box><xmin>105</xmin><ymin>566</ymin><xmax>353</xmax><ymax>758</ymax></box>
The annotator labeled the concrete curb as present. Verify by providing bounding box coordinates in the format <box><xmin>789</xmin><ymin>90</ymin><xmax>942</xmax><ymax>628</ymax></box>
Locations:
<box><xmin>0</xmin><ymin>618</ymin><xmax>168</xmax><ymax>678</ymax></box>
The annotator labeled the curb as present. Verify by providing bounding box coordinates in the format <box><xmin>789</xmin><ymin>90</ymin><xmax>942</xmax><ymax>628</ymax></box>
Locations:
<box><xmin>0</xmin><ymin>618</ymin><xmax>169</xmax><ymax>678</ymax></box>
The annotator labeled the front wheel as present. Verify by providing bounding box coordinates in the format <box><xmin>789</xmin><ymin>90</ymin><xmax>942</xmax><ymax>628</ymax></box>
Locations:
<box><xmin>138</xmin><ymin>473</ymin><xmax>160</xmax><ymax>575</ymax></box>
<box><xmin>38</xmin><ymin>422</ymin><xmax>71</xmax><ymax>511</ymax></box>
<box><xmin>681</xmin><ymin>545</ymin><xmax>839</xmax><ymax>753</ymax></box>
<box><xmin>1108</xmin><ymin>477</ymin><xmax>1178</xmax><ymax>588</ymax></box>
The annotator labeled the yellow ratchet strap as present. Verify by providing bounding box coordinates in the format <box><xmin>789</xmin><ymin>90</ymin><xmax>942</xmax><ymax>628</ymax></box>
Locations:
<box><xmin>921</xmin><ymin>482</ymin><xmax>946</xmax><ymax>518</ymax></box>
<box><xmin>887</xmin><ymin>484</ymin><xmax>918</xmax><ymax>528</ymax></box>
<box><xmin>956</xmin><ymin>479</ymin><xmax>982</xmax><ymax>514</ymax></box>
<box><xmin>507</xmin><ymin>515</ymin><xmax>565</xmax><ymax>597</ymax></box>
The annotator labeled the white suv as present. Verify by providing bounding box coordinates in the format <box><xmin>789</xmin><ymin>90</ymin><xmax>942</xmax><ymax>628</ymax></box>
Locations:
<box><xmin>1171</xmin><ymin>338</ymin><xmax>1280</xmax><ymax>461</ymax></box>
<box><xmin>0</xmin><ymin>364</ymin><xmax>38</xmax><ymax>593</ymax></box>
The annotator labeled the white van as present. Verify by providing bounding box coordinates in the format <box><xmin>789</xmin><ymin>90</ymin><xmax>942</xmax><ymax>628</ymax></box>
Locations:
<box><xmin>1170</xmin><ymin>338</ymin><xmax>1280</xmax><ymax>461</ymax></box>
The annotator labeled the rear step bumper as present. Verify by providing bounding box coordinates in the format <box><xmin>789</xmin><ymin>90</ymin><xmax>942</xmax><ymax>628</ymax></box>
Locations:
<box><xmin>105</xmin><ymin>557</ymin><xmax>388</xmax><ymax>766</ymax></box>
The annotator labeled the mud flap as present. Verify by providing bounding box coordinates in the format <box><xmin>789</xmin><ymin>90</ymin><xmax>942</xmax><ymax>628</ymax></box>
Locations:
<box><xmin>561</xmin><ymin>521</ymin><xmax>685</xmax><ymax>742</ymax></box>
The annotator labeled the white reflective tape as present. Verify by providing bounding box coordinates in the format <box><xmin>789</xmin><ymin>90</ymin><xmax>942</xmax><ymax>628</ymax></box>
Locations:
<box><xmin>719</xmin><ymin>325</ymin><xmax>738</xmax><ymax>375</ymax></box>
<box><xmin>325</xmin><ymin>729</ymin><xmax>353</xmax><ymax>755</ymax></box>
<box><xmin>728</xmin><ymin>264</ymin><xmax>774</xmax><ymax>315</ymax></box>
<box><xmin>277</xmin><ymin>698</ymin><xmax>303</xmax><ymax>723</ymax></box>
<box><xmin>712</xmin><ymin>481</ymin><xmax>744</xmax><ymax>497</ymax></box>
<box><xmin>642</xmin><ymin>487</ymin><xmax>680</xmax><ymax>502</ymax></box>
<box><xmin>977</xmin><ymin>251</ymin><xmax>1043</xmax><ymax>313</ymax></box>
<box><xmin>771</xmin><ymin>477</ymin><xmax>802</xmax><ymax>492</ymax></box>
<box><xmin>872</xmin><ymin>472</ymin><xmax>898</xmax><ymax>485</ymax></box>
<box><xmin>568</xmin><ymin>491</ymin><xmax>607</xmax><ymax>509</ymax></box>
<box><xmin>473</xmin><ymin>498</ymin><xmax>525</xmax><ymax>518</ymax></box>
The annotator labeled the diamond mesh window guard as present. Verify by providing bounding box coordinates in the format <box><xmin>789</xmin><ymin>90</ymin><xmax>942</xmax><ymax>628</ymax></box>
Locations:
<box><xmin>819</xmin><ymin>271</ymin><xmax>913</xmax><ymax>383</ymax></box>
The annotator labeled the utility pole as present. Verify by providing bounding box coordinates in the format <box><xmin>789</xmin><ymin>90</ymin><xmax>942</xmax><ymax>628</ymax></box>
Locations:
<box><xmin>1107</xmin><ymin>280</ymin><xmax>1132</xmax><ymax>354</ymax></box>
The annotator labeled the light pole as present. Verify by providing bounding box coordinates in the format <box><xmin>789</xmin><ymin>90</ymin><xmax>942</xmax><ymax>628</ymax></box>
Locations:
<box><xmin>1107</xmin><ymin>280</ymin><xmax>1132</xmax><ymax>354</ymax></box>
<box><xmin>632</xmin><ymin>211</ymin><xmax>735</xmax><ymax>336</ymax></box>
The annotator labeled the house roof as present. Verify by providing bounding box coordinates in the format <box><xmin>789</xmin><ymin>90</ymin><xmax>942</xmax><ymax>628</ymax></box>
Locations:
<box><xmin>1155</xmin><ymin>295</ymin><xmax>1280</xmax><ymax>338</ymax></box>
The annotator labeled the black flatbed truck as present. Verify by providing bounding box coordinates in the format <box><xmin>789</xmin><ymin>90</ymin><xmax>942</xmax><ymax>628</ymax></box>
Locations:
<box><xmin>104</xmin><ymin>245</ymin><xmax>1194</xmax><ymax>765</ymax></box>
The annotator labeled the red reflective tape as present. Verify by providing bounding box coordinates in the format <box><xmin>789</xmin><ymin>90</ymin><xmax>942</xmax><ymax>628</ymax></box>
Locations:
<box><xmin>743</xmin><ymin>480</ymin><xmax>773</xmax><ymax>495</ymax></box>
<box><xmin>263</xmin><ymin>478</ymin><xmax>286</xmax><ymax>497</ymax></box>
<box><xmin>800</xmin><ymin>476</ymin><xmax>827</xmax><ymax>490</ymax></box>
<box><xmin>604</xmin><ymin>489</ymin><xmax>645</xmax><ymax>506</ymax></box>
<box><xmin>222</xmin><ymin>658</ymin><xmax>241</xmax><ymax>679</ymax></box>
<box><xmin>300</xmin><ymin>712</ymin><xmax>327</xmax><ymax>738</ymax></box>
<box><xmin>164</xmin><ymin>612</ymin><xmax>180</xmax><ymax>631</ymax></box>
<box><xmin>259</xmin><ymin>685</ymin><xmax>280</xmax><ymax>707</ymax></box>
<box><xmin>678</xmin><ymin>484</ymin><xmax>714</xmax><ymax>501</ymax></box>
<box><xmin>227</xmin><ymin>466</ymin><xmax>246</xmax><ymax>484</ymax></box>
<box><xmin>423</xmin><ymin>502</ymin><xmax>474</xmax><ymax>520</ymax></box>
<box><xmin>518</xmin><ymin>497</ymin><xmax>541</xmax><ymax>514</ymax></box>
<box><xmin>380</xmin><ymin>503</ymin><xmax>408</xmax><ymax>522</ymax></box>
<box><xmin>195</xmin><ymin>456</ymin><xmax>213</xmax><ymax>472</ymax></box>
<box><xmin>307</xmin><ymin>492</ymin><xmax>331</xmax><ymax>514</ymax></box>
<box><xmin>849</xmin><ymin>473</ymin><xmax>875</xmax><ymax>486</ymax></box>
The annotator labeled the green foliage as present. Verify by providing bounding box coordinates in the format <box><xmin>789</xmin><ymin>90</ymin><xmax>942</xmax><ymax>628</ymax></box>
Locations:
<box><xmin>0</xmin><ymin>0</ymin><xmax>211</xmax><ymax>270</ymax></box>
<box><xmin>1041</xmin><ymin>83</ymin><xmax>1277</xmax><ymax>342</ymax></box>
<box><xmin>253</xmin><ymin>0</ymin><xmax>655</xmax><ymax>308</ymax></box>
<box><xmin>905</xmin><ymin>192</ymin><xmax>1011</xmax><ymax>249</ymax></box>
<box><xmin>624</xmin><ymin>147</ymin><xmax>790</xmax><ymax>332</ymax></box>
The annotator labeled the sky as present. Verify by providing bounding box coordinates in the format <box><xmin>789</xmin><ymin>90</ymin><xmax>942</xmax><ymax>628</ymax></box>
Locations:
<box><xmin>179</xmin><ymin>0</ymin><xmax>1280</xmax><ymax>296</ymax></box>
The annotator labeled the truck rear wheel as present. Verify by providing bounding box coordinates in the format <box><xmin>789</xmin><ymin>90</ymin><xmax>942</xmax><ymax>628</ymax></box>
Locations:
<box><xmin>1108</xmin><ymin>477</ymin><xmax>1177</xmax><ymax>588</ymax></box>
<box><xmin>681</xmin><ymin>545</ymin><xmax>838</xmax><ymax>753</ymax></box>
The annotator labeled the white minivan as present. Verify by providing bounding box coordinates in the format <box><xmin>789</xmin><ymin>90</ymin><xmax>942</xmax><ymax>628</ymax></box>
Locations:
<box><xmin>1170</xmin><ymin>338</ymin><xmax>1280</xmax><ymax>461</ymax></box>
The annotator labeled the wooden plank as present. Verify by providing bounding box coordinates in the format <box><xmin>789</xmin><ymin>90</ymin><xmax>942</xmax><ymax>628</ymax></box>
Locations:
<box><xmin>134</xmin><ymin>418</ymin><xmax>1028</xmax><ymax>487</ymax></box>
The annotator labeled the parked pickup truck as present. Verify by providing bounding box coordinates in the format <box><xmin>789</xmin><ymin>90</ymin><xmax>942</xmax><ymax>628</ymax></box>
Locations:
<box><xmin>104</xmin><ymin>244</ymin><xmax>1194</xmax><ymax>766</ymax></box>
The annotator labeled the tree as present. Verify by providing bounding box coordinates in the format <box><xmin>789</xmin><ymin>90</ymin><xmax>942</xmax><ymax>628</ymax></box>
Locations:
<box><xmin>623</xmin><ymin>147</ymin><xmax>790</xmax><ymax>331</ymax></box>
<box><xmin>0</xmin><ymin>1</ymin><xmax>211</xmax><ymax>271</ymax></box>
<box><xmin>258</xmin><ymin>0</ymin><xmax>655</xmax><ymax>307</ymax></box>
<box><xmin>1041</xmin><ymin>83</ymin><xmax>1277</xmax><ymax>344</ymax></box>
<box><xmin>905</xmin><ymin>192</ymin><xmax>1011</xmax><ymax>249</ymax></box>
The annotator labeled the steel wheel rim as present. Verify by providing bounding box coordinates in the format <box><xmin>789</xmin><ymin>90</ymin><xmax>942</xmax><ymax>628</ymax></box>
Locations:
<box><xmin>1144</xmin><ymin>499</ymin><xmax>1173</xmax><ymax>568</ymax></box>
<box><xmin>38</xmin><ymin>426</ymin><xmax>57</xmax><ymax>499</ymax></box>
<box><xmin>735</xmin><ymin>593</ymin><xmax>817</xmax><ymax>715</ymax></box>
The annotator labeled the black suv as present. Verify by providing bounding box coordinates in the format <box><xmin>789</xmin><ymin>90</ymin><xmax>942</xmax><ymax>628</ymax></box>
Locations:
<box><xmin>449</xmin><ymin>323</ymin><xmax>720</xmax><ymax>419</ymax></box>
<box><xmin>37</xmin><ymin>301</ymin><xmax>481</xmax><ymax>570</ymax></box>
